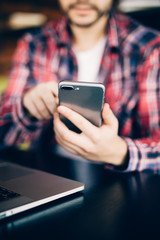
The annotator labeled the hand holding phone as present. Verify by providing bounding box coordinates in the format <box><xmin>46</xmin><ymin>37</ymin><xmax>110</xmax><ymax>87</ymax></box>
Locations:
<box><xmin>58</xmin><ymin>81</ymin><xmax>105</xmax><ymax>133</ymax></box>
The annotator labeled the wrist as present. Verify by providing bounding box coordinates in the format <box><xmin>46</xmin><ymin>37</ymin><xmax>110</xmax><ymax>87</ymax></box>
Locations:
<box><xmin>112</xmin><ymin>136</ymin><xmax>129</xmax><ymax>168</ymax></box>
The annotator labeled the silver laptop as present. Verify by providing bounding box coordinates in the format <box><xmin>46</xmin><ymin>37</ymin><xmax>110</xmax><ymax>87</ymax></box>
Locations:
<box><xmin>0</xmin><ymin>159</ymin><xmax>84</xmax><ymax>220</ymax></box>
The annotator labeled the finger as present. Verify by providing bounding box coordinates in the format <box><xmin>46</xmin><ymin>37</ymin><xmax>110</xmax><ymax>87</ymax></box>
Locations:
<box><xmin>42</xmin><ymin>92</ymin><xmax>57</xmax><ymax>115</ymax></box>
<box><xmin>102</xmin><ymin>103</ymin><xmax>118</xmax><ymax>128</ymax></box>
<box><xmin>33</xmin><ymin>97</ymin><xmax>51</xmax><ymax>119</ymax></box>
<box><xmin>54</xmin><ymin>127</ymin><xmax>90</xmax><ymax>158</ymax></box>
<box><xmin>57</xmin><ymin>106</ymin><xmax>98</xmax><ymax>138</ymax></box>
<box><xmin>54</xmin><ymin>113</ymin><xmax>83</xmax><ymax>154</ymax></box>
<box><xmin>54</xmin><ymin>112</ymin><xmax>95</xmax><ymax>157</ymax></box>
<box><xmin>54</xmin><ymin>112</ymin><xmax>79</xmax><ymax>142</ymax></box>
<box><xmin>27</xmin><ymin>100</ymin><xmax>44</xmax><ymax>120</ymax></box>
<box><xmin>47</xmin><ymin>82</ymin><xmax>58</xmax><ymax>97</ymax></box>
<box><xmin>54</xmin><ymin>130</ymin><xmax>79</xmax><ymax>155</ymax></box>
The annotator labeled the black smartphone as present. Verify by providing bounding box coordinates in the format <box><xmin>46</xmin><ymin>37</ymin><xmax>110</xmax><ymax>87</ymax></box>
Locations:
<box><xmin>58</xmin><ymin>81</ymin><xmax>105</xmax><ymax>133</ymax></box>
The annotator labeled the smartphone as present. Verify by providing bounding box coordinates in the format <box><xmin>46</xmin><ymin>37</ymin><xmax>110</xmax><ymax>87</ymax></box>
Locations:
<box><xmin>58</xmin><ymin>81</ymin><xmax>105</xmax><ymax>133</ymax></box>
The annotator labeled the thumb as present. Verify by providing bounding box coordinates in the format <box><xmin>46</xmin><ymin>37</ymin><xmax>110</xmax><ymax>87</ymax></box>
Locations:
<box><xmin>102</xmin><ymin>103</ymin><xmax>118</xmax><ymax>128</ymax></box>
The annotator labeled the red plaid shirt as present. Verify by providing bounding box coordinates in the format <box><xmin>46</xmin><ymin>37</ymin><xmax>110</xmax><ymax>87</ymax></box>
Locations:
<box><xmin>1</xmin><ymin>11</ymin><xmax>160</xmax><ymax>172</ymax></box>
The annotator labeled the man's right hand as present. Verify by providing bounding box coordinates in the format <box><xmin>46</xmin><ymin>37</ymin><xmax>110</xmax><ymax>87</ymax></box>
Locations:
<box><xmin>23</xmin><ymin>82</ymin><xmax>58</xmax><ymax>120</ymax></box>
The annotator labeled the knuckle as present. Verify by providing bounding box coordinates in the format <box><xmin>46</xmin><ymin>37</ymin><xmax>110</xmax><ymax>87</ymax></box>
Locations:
<box><xmin>83</xmin><ymin>143</ymin><xmax>94</xmax><ymax>155</ymax></box>
<box><xmin>61</xmin><ymin>132</ymin><xmax>67</xmax><ymax>141</ymax></box>
<box><xmin>45</xmin><ymin>100</ymin><xmax>56</xmax><ymax>112</ymax></box>
<box><xmin>78</xmin><ymin>117</ymin><xmax>83</xmax><ymax>125</ymax></box>
<box><xmin>76</xmin><ymin>117</ymin><xmax>84</xmax><ymax>128</ymax></box>
<box><xmin>83</xmin><ymin>142</ymin><xmax>94</xmax><ymax>154</ymax></box>
<box><xmin>55</xmin><ymin>134</ymin><xmax>60</xmax><ymax>143</ymax></box>
<box><xmin>44</xmin><ymin>114</ymin><xmax>51</xmax><ymax>120</ymax></box>
<box><xmin>45</xmin><ymin>96</ymin><xmax>52</xmax><ymax>105</ymax></box>
<box><xmin>37</xmin><ymin>115</ymin><xmax>43</xmax><ymax>120</ymax></box>
<box><xmin>32</xmin><ymin>111</ymin><xmax>42</xmax><ymax>120</ymax></box>
<box><xmin>91</xmin><ymin>131</ymin><xmax>101</xmax><ymax>144</ymax></box>
<box><xmin>30</xmin><ymin>109</ymin><xmax>37</xmax><ymax>118</ymax></box>
<box><xmin>38</xmin><ymin>104</ymin><xmax>46</xmax><ymax>112</ymax></box>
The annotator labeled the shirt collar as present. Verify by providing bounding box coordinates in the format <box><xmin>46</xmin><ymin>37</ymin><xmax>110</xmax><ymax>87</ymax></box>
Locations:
<box><xmin>107</xmin><ymin>11</ymin><xmax>120</xmax><ymax>51</ymax></box>
<box><xmin>55</xmin><ymin>17</ymin><xmax>73</xmax><ymax>48</ymax></box>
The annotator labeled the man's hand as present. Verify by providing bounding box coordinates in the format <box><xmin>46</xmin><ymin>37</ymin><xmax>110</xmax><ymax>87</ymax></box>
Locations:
<box><xmin>53</xmin><ymin>103</ymin><xmax>128</xmax><ymax>167</ymax></box>
<box><xmin>23</xmin><ymin>82</ymin><xmax>58</xmax><ymax>120</ymax></box>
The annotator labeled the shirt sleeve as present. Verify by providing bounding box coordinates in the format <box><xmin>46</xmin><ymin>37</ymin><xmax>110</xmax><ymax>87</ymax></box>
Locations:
<box><xmin>128</xmin><ymin>46</ymin><xmax>160</xmax><ymax>173</ymax></box>
<box><xmin>108</xmin><ymin>46</ymin><xmax>160</xmax><ymax>173</ymax></box>
<box><xmin>123</xmin><ymin>136</ymin><xmax>160</xmax><ymax>173</ymax></box>
<box><xmin>0</xmin><ymin>35</ymin><xmax>47</xmax><ymax>148</ymax></box>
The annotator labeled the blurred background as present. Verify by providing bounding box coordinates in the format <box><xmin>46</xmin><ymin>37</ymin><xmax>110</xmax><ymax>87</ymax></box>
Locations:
<box><xmin>0</xmin><ymin>0</ymin><xmax>160</xmax><ymax>94</ymax></box>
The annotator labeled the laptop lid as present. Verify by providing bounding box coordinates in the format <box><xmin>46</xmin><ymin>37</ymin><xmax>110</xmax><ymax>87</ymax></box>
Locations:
<box><xmin>0</xmin><ymin>160</ymin><xmax>84</xmax><ymax>220</ymax></box>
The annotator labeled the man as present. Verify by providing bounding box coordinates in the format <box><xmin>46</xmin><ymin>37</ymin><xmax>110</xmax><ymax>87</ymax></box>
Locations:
<box><xmin>0</xmin><ymin>0</ymin><xmax>160</xmax><ymax>172</ymax></box>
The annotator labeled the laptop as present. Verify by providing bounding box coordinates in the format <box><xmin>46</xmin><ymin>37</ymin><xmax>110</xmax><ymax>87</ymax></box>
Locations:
<box><xmin>0</xmin><ymin>159</ymin><xmax>84</xmax><ymax>220</ymax></box>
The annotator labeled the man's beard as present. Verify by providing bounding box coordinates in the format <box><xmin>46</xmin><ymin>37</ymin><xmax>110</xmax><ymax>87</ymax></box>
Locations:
<box><xmin>65</xmin><ymin>2</ymin><xmax>110</xmax><ymax>28</ymax></box>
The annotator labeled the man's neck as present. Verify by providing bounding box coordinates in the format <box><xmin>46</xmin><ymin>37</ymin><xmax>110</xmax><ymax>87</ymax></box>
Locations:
<box><xmin>70</xmin><ymin>15</ymin><xmax>109</xmax><ymax>52</ymax></box>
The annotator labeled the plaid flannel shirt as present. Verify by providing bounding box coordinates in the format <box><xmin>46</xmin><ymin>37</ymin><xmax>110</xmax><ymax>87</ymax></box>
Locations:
<box><xmin>1</xmin><ymin>11</ymin><xmax>160</xmax><ymax>172</ymax></box>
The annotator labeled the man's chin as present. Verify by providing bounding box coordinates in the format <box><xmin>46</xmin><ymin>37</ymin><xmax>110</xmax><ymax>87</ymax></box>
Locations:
<box><xmin>68</xmin><ymin>10</ymin><xmax>109</xmax><ymax>28</ymax></box>
<box><xmin>69</xmin><ymin>19</ymin><xmax>99</xmax><ymax>28</ymax></box>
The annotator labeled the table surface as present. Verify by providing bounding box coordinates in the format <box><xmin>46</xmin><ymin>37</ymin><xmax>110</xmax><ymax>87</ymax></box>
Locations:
<box><xmin>0</xmin><ymin>147</ymin><xmax>160</xmax><ymax>240</ymax></box>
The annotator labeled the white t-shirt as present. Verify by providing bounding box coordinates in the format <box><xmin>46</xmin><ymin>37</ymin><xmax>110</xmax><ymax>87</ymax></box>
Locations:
<box><xmin>73</xmin><ymin>36</ymin><xmax>107</xmax><ymax>82</ymax></box>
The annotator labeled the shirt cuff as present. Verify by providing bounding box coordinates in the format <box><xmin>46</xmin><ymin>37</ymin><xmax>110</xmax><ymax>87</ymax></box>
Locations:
<box><xmin>122</xmin><ymin>137</ymin><xmax>140</xmax><ymax>172</ymax></box>
<box><xmin>12</xmin><ymin>96</ymin><xmax>44</xmax><ymax>132</ymax></box>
